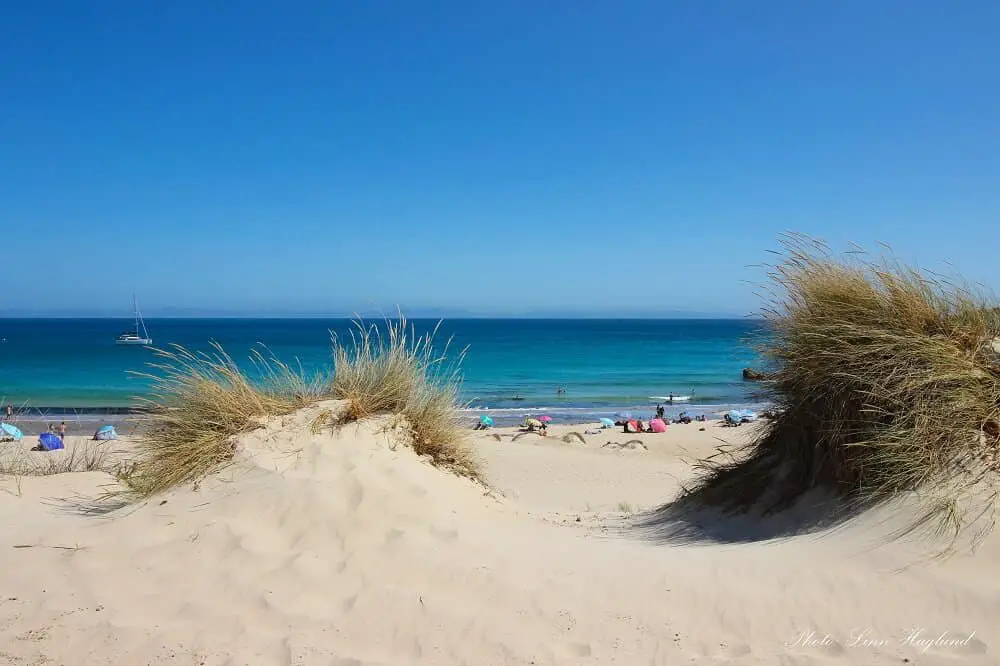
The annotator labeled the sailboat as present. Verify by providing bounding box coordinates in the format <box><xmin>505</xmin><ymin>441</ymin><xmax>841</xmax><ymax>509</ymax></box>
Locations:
<box><xmin>116</xmin><ymin>294</ymin><xmax>153</xmax><ymax>345</ymax></box>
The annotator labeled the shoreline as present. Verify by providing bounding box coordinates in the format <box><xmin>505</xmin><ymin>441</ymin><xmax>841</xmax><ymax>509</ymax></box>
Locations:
<box><xmin>1</xmin><ymin>408</ymin><xmax>759</xmax><ymax>439</ymax></box>
<box><xmin>2</xmin><ymin>402</ymin><xmax>768</xmax><ymax>431</ymax></box>
<box><xmin>0</xmin><ymin>399</ymin><xmax>770</xmax><ymax>423</ymax></box>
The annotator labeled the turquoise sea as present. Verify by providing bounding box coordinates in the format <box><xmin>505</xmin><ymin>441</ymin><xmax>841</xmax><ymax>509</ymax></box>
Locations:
<box><xmin>0</xmin><ymin>318</ymin><xmax>765</xmax><ymax>423</ymax></box>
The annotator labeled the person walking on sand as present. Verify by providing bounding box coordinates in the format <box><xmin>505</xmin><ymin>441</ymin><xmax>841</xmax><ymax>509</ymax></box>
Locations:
<box><xmin>57</xmin><ymin>421</ymin><xmax>66</xmax><ymax>440</ymax></box>
<box><xmin>5</xmin><ymin>405</ymin><xmax>12</xmax><ymax>421</ymax></box>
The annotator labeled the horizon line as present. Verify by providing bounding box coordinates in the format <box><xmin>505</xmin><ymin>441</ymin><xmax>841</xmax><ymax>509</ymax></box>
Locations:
<box><xmin>0</xmin><ymin>313</ymin><xmax>760</xmax><ymax>320</ymax></box>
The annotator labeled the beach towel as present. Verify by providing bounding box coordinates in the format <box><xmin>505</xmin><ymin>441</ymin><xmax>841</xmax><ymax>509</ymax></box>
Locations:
<box><xmin>38</xmin><ymin>432</ymin><xmax>64</xmax><ymax>451</ymax></box>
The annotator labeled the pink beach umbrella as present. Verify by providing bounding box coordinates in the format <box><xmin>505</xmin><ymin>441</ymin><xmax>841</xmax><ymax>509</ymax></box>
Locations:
<box><xmin>649</xmin><ymin>418</ymin><xmax>667</xmax><ymax>433</ymax></box>
<box><xmin>538</xmin><ymin>415</ymin><xmax>553</xmax><ymax>422</ymax></box>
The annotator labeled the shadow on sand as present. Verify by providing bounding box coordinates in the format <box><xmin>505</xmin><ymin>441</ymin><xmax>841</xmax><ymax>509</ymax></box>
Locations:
<box><xmin>630</xmin><ymin>489</ymin><xmax>870</xmax><ymax>545</ymax></box>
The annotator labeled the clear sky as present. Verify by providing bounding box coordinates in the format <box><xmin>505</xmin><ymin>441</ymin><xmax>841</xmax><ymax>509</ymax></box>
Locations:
<box><xmin>1</xmin><ymin>1</ymin><xmax>998</xmax><ymax>316</ymax></box>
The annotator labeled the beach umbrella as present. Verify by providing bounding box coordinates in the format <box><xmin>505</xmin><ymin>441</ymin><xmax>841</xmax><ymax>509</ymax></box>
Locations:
<box><xmin>538</xmin><ymin>415</ymin><xmax>553</xmax><ymax>422</ymax></box>
<box><xmin>599</xmin><ymin>417</ymin><xmax>615</xmax><ymax>428</ymax></box>
<box><xmin>479</xmin><ymin>415</ymin><xmax>494</xmax><ymax>427</ymax></box>
<box><xmin>1</xmin><ymin>422</ymin><xmax>23</xmax><ymax>441</ymax></box>
<box><xmin>649</xmin><ymin>418</ymin><xmax>667</xmax><ymax>433</ymax></box>
<box><xmin>38</xmin><ymin>432</ymin><xmax>64</xmax><ymax>451</ymax></box>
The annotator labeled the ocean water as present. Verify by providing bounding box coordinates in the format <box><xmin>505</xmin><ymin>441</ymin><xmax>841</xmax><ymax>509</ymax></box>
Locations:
<box><xmin>0</xmin><ymin>318</ymin><xmax>766</xmax><ymax>422</ymax></box>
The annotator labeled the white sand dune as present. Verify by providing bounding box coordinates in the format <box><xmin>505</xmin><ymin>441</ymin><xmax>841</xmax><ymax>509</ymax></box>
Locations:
<box><xmin>1</xmin><ymin>403</ymin><xmax>999</xmax><ymax>665</ymax></box>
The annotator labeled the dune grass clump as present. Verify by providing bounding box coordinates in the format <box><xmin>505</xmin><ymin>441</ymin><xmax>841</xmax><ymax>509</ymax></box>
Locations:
<box><xmin>331</xmin><ymin>317</ymin><xmax>478</xmax><ymax>478</ymax></box>
<box><xmin>682</xmin><ymin>235</ymin><xmax>1000</xmax><ymax>544</ymax></box>
<box><xmin>123</xmin><ymin>343</ymin><xmax>326</xmax><ymax>498</ymax></box>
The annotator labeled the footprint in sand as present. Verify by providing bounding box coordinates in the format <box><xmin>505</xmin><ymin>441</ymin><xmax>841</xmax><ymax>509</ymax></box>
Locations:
<box><xmin>346</xmin><ymin>477</ymin><xmax>364</xmax><ymax>511</ymax></box>
<box><xmin>429</xmin><ymin>526</ymin><xmax>458</xmax><ymax>541</ymax></box>
<box><xmin>718</xmin><ymin>642</ymin><xmax>753</xmax><ymax>659</ymax></box>
<box><xmin>553</xmin><ymin>641</ymin><xmax>592</xmax><ymax>658</ymax></box>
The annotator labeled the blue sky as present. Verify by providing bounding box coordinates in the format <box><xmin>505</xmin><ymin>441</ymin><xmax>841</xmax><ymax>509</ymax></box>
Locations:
<box><xmin>1</xmin><ymin>1</ymin><xmax>998</xmax><ymax>316</ymax></box>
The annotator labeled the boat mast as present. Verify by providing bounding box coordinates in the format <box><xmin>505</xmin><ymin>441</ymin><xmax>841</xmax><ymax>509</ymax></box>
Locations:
<box><xmin>135</xmin><ymin>294</ymin><xmax>149</xmax><ymax>340</ymax></box>
<box><xmin>133</xmin><ymin>294</ymin><xmax>140</xmax><ymax>335</ymax></box>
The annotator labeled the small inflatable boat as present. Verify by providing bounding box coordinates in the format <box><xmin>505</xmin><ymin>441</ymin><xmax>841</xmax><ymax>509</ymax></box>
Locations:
<box><xmin>649</xmin><ymin>395</ymin><xmax>691</xmax><ymax>403</ymax></box>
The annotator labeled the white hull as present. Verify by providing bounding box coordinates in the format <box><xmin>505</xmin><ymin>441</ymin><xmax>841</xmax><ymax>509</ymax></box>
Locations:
<box><xmin>649</xmin><ymin>395</ymin><xmax>691</xmax><ymax>402</ymax></box>
<box><xmin>116</xmin><ymin>338</ymin><xmax>153</xmax><ymax>345</ymax></box>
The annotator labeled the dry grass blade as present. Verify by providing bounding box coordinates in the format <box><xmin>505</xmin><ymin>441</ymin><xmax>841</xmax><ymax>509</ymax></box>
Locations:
<box><xmin>122</xmin><ymin>342</ymin><xmax>327</xmax><ymax>498</ymax></box>
<box><xmin>680</xmin><ymin>234</ymin><xmax>1000</xmax><ymax>551</ymax></box>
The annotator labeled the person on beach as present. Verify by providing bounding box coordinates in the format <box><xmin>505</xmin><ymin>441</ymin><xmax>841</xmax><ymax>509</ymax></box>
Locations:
<box><xmin>57</xmin><ymin>422</ymin><xmax>67</xmax><ymax>439</ymax></box>
<box><xmin>4</xmin><ymin>405</ymin><xmax>11</xmax><ymax>421</ymax></box>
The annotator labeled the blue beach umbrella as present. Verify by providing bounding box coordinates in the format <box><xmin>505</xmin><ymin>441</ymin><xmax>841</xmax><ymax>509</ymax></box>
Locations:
<box><xmin>38</xmin><ymin>432</ymin><xmax>64</xmax><ymax>451</ymax></box>
<box><xmin>1</xmin><ymin>422</ymin><xmax>23</xmax><ymax>441</ymax></box>
<box><xmin>479</xmin><ymin>415</ymin><xmax>494</xmax><ymax>427</ymax></box>
<box><xmin>599</xmin><ymin>417</ymin><xmax>615</xmax><ymax>428</ymax></box>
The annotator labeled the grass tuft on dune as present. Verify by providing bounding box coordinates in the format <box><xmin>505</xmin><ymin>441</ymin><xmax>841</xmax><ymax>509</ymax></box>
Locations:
<box><xmin>681</xmin><ymin>234</ymin><xmax>1000</xmax><ymax>547</ymax></box>
<box><xmin>122</xmin><ymin>343</ymin><xmax>325</xmax><ymax>498</ymax></box>
<box><xmin>331</xmin><ymin>317</ymin><xmax>478</xmax><ymax>478</ymax></box>
<box><xmin>123</xmin><ymin>317</ymin><xmax>478</xmax><ymax>498</ymax></box>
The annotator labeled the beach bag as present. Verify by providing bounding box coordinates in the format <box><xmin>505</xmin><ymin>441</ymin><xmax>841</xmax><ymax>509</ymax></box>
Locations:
<box><xmin>38</xmin><ymin>432</ymin><xmax>64</xmax><ymax>451</ymax></box>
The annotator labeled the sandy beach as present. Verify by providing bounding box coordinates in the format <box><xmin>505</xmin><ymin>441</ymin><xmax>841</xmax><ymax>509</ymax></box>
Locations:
<box><xmin>0</xmin><ymin>403</ymin><xmax>996</xmax><ymax>664</ymax></box>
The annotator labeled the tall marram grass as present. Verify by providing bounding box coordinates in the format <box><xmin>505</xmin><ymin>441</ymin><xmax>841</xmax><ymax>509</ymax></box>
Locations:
<box><xmin>124</xmin><ymin>318</ymin><xmax>477</xmax><ymax>498</ymax></box>
<box><xmin>123</xmin><ymin>343</ymin><xmax>326</xmax><ymax>498</ymax></box>
<box><xmin>331</xmin><ymin>317</ymin><xmax>478</xmax><ymax>478</ymax></box>
<box><xmin>682</xmin><ymin>235</ymin><xmax>1000</xmax><ymax>546</ymax></box>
